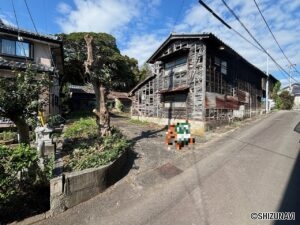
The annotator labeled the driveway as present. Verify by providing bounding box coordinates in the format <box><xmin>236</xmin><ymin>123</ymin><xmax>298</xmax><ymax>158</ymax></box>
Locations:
<box><xmin>34</xmin><ymin>111</ymin><xmax>300</xmax><ymax>225</ymax></box>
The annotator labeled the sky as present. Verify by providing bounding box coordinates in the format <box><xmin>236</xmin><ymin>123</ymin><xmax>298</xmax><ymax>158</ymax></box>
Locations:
<box><xmin>1</xmin><ymin>0</ymin><xmax>300</xmax><ymax>87</ymax></box>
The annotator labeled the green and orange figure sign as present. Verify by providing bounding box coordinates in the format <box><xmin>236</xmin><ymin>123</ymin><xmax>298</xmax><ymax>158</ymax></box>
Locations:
<box><xmin>165</xmin><ymin>121</ymin><xmax>195</xmax><ymax>150</ymax></box>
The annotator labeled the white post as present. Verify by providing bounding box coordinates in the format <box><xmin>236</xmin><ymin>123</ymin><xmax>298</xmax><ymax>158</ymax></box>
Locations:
<box><xmin>288</xmin><ymin>64</ymin><xmax>296</xmax><ymax>92</ymax></box>
<box><xmin>266</xmin><ymin>51</ymin><xmax>269</xmax><ymax>113</ymax></box>
<box><xmin>289</xmin><ymin>66</ymin><xmax>292</xmax><ymax>92</ymax></box>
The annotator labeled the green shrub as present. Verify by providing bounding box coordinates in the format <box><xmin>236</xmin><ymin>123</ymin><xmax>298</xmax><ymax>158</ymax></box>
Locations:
<box><xmin>0</xmin><ymin>131</ymin><xmax>17</xmax><ymax>141</ymax></box>
<box><xmin>43</xmin><ymin>156</ymin><xmax>54</xmax><ymax>180</ymax></box>
<box><xmin>64</xmin><ymin>128</ymin><xmax>130</xmax><ymax>171</ymax></box>
<box><xmin>115</xmin><ymin>98</ymin><xmax>124</xmax><ymax>112</ymax></box>
<box><xmin>47</xmin><ymin>114</ymin><xmax>66</xmax><ymax>127</ymax></box>
<box><xmin>63</xmin><ymin>117</ymin><xmax>97</xmax><ymax>139</ymax></box>
<box><xmin>0</xmin><ymin>144</ymin><xmax>39</xmax><ymax>204</ymax></box>
<box><xmin>0</xmin><ymin>143</ymin><xmax>56</xmax><ymax>222</ymax></box>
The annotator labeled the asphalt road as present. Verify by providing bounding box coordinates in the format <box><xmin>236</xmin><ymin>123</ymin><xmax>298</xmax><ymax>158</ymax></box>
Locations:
<box><xmin>36</xmin><ymin>111</ymin><xmax>300</xmax><ymax>225</ymax></box>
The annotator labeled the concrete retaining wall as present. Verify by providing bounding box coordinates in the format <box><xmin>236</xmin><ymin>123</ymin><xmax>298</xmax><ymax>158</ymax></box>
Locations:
<box><xmin>50</xmin><ymin>149</ymin><xmax>128</xmax><ymax>215</ymax></box>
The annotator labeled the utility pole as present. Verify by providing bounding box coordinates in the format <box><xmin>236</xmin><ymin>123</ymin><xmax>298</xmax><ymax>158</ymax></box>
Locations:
<box><xmin>266</xmin><ymin>51</ymin><xmax>269</xmax><ymax>113</ymax></box>
<box><xmin>288</xmin><ymin>64</ymin><xmax>296</xmax><ymax>92</ymax></box>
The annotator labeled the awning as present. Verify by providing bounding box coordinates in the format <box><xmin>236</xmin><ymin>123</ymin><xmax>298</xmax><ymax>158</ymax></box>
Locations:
<box><xmin>158</xmin><ymin>86</ymin><xmax>189</xmax><ymax>94</ymax></box>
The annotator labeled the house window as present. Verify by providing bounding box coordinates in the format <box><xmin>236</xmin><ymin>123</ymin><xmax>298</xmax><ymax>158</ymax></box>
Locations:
<box><xmin>163</xmin><ymin>93</ymin><xmax>187</xmax><ymax>108</ymax></box>
<box><xmin>221</xmin><ymin>60</ymin><xmax>227</xmax><ymax>75</ymax></box>
<box><xmin>0</xmin><ymin>38</ymin><xmax>32</xmax><ymax>58</ymax></box>
<box><xmin>164</xmin><ymin>56</ymin><xmax>187</xmax><ymax>74</ymax></box>
<box><xmin>215</xmin><ymin>57</ymin><xmax>221</xmax><ymax>66</ymax></box>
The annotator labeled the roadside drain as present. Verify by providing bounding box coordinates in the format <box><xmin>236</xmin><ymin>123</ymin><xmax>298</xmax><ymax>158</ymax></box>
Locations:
<box><xmin>156</xmin><ymin>163</ymin><xmax>183</xmax><ymax>179</ymax></box>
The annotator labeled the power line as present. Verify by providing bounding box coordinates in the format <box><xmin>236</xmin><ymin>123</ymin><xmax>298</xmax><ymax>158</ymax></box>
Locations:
<box><xmin>24</xmin><ymin>0</ymin><xmax>38</xmax><ymax>34</ymax></box>
<box><xmin>11</xmin><ymin>0</ymin><xmax>19</xmax><ymax>30</ymax></box>
<box><xmin>198</xmin><ymin>0</ymin><xmax>230</xmax><ymax>29</ymax></box>
<box><xmin>199</xmin><ymin>0</ymin><xmax>298</xmax><ymax>83</ymax></box>
<box><xmin>220</xmin><ymin>0</ymin><xmax>299</xmax><ymax>83</ymax></box>
<box><xmin>253</xmin><ymin>0</ymin><xmax>298</xmax><ymax>73</ymax></box>
<box><xmin>11</xmin><ymin>0</ymin><xmax>27</xmax><ymax>59</ymax></box>
<box><xmin>220</xmin><ymin>0</ymin><xmax>267</xmax><ymax>55</ymax></box>
<box><xmin>171</xmin><ymin>0</ymin><xmax>185</xmax><ymax>33</ymax></box>
<box><xmin>199</xmin><ymin>0</ymin><xmax>263</xmax><ymax>52</ymax></box>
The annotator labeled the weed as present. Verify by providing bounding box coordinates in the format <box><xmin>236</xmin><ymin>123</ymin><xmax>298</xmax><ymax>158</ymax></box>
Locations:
<box><xmin>129</xmin><ymin>119</ymin><xmax>150</xmax><ymax>126</ymax></box>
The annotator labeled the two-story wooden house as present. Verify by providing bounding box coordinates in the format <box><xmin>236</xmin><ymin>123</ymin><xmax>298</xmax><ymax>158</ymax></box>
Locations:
<box><xmin>0</xmin><ymin>20</ymin><xmax>63</xmax><ymax>123</ymax></box>
<box><xmin>129</xmin><ymin>33</ymin><xmax>278</xmax><ymax>132</ymax></box>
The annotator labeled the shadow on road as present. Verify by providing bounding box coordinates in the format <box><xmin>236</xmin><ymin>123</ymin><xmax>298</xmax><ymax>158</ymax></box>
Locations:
<box><xmin>110</xmin><ymin>113</ymin><xmax>130</xmax><ymax>119</ymax></box>
<box><xmin>274</xmin><ymin>128</ymin><xmax>300</xmax><ymax>225</ymax></box>
<box><xmin>107</xmin><ymin>125</ymin><xmax>168</xmax><ymax>186</ymax></box>
<box><xmin>106</xmin><ymin>148</ymin><xmax>140</xmax><ymax>186</ymax></box>
<box><xmin>131</xmin><ymin>126</ymin><xmax>167</xmax><ymax>143</ymax></box>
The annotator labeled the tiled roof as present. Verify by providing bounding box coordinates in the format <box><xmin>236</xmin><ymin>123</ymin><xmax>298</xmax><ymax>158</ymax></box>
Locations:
<box><xmin>0</xmin><ymin>57</ymin><xmax>55</xmax><ymax>72</ymax></box>
<box><xmin>158</xmin><ymin>85</ymin><xmax>189</xmax><ymax>94</ymax></box>
<box><xmin>0</xmin><ymin>19</ymin><xmax>61</xmax><ymax>43</ymax></box>
<box><xmin>69</xmin><ymin>84</ymin><xmax>94</xmax><ymax>94</ymax></box>
<box><xmin>128</xmin><ymin>74</ymin><xmax>156</xmax><ymax>96</ymax></box>
<box><xmin>282</xmin><ymin>83</ymin><xmax>300</xmax><ymax>96</ymax></box>
<box><xmin>69</xmin><ymin>84</ymin><xmax>130</xmax><ymax>99</ymax></box>
<box><xmin>109</xmin><ymin>91</ymin><xmax>130</xmax><ymax>99</ymax></box>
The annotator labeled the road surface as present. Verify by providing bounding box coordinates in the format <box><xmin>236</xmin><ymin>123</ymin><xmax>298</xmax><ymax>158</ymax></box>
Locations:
<box><xmin>37</xmin><ymin>111</ymin><xmax>300</xmax><ymax>225</ymax></box>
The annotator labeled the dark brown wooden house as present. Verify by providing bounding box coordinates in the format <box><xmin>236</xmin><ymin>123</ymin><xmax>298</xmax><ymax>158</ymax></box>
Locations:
<box><xmin>129</xmin><ymin>33</ymin><xmax>278</xmax><ymax>132</ymax></box>
<box><xmin>69</xmin><ymin>85</ymin><xmax>132</xmax><ymax>112</ymax></box>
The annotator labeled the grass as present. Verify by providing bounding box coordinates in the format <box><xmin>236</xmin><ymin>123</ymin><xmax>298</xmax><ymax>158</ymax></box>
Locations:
<box><xmin>129</xmin><ymin>119</ymin><xmax>150</xmax><ymax>126</ymax></box>
<box><xmin>63</xmin><ymin>117</ymin><xmax>98</xmax><ymax>139</ymax></box>
<box><xmin>62</xmin><ymin>117</ymin><xmax>130</xmax><ymax>172</ymax></box>
<box><xmin>65</xmin><ymin>111</ymin><xmax>94</xmax><ymax>122</ymax></box>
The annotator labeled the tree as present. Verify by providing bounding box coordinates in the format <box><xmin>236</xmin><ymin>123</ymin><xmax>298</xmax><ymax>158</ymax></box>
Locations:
<box><xmin>84</xmin><ymin>34</ymin><xmax>111</xmax><ymax>136</ymax></box>
<box><xmin>270</xmin><ymin>81</ymin><xmax>294</xmax><ymax>110</ymax></box>
<box><xmin>0</xmin><ymin>66</ymin><xmax>50</xmax><ymax>144</ymax></box>
<box><xmin>60</xmin><ymin>32</ymin><xmax>139</xmax><ymax>136</ymax></box>
<box><xmin>279</xmin><ymin>90</ymin><xmax>294</xmax><ymax>110</ymax></box>
<box><xmin>60</xmin><ymin>32</ymin><xmax>139</xmax><ymax>92</ymax></box>
<box><xmin>139</xmin><ymin>63</ymin><xmax>152</xmax><ymax>82</ymax></box>
<box><xmin>271</xmin><ymin>82</ymin><xmax>282</xmax><ymax>109</ymax></box>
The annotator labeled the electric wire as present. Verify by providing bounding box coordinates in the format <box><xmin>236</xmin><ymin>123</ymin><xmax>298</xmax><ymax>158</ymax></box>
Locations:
<box><xmin>199</xmin><ymin>0</ymin><xmax>298</xmax><ymax>83</ymax></box>
<box><xmin>171</xmin><ymin>0</ymin><xmax>185</xmax><ymax>33</ymax></box>
<box><xmin>253</xmin><ymin>0</ymin><xmax>299</xmax><ymax>76</ymax></box>
<box><xmin>199</xmin><ymin>0</ymin><xmax>263</xmax><ymax>52</ymax></box>
<box><xmin>11</xmin><ymin>0</ymin><xmax>29</xmax><ymax>61</ymax></box>
<box><xmin>24</xmin><ymin>0</ymin><xmax>58</xmax><ymax>76</ymax></box>
<box><xmin>24</xmin><ymin>0</ymin><xmax>38</xmax><ymax>34</ymax></box>
<box><xmin>220</xmin><ymin>0</ymin><xmax>299</xmax><ymax>83</ymax></box>
<box><xmin>11</xmin><ymin>0</ymin><xmax>58</xmax><ymax>77</ymax></box>
<box><xmin>11</xmin><ymin>0</ymin><xmax>19</xmax><ymax>31</ymax></box>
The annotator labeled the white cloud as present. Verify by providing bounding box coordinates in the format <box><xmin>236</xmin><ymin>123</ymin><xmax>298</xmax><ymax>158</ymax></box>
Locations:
<box><xmin>57</xmin><ymin>0</ymin><xmax>140</xmax><ymax>34</ymax></box>
<box><xmin>121</xmin><ymin>34</ymin><xmax>164</xmax><ymax>67</ymax></box>
<box><xmin>0</xmin><ymin>17</ymin><xmax>13</xmax><ymax>26</ymax></box>
<box><xmin>55</xmin><ymin>0</ymin><xmax>300</xmax><ymax>82</ymax></box>
<box><xmin>57</xmin><ymin>2</ymin><xmax>72</xmax><ymax>14</ymax></box>
<box><xmin>56</xmin><ymin>0</ymin><xmax>166</xmax><ymax>67</ymax></box>
<box><xmin>0</xmin><ymin>13</ymin><xmax>16</xmax><ymax>27</ymax></box>
<box><xmin>173</xmin><ymin>0</ymin><xmax>300</xmax><ymax>82</ymax></box>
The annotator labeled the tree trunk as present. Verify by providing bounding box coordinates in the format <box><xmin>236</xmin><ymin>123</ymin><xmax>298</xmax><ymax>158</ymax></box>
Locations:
<box><xmin>91</xmin><ymin>80</ymin><xmax>111</xmax><ymax>136</ymax></box>
<box><xmin>99</xmin><ymin>84</ymin><xmax>110</xmax><ymax>136</ymax></box>
<box><xmin>84</xmin><ymin>34</ymin><xmax>111</xmax><ymax>137</ymax></box>
<box><xmin>92</xmin><ymin>79</ymin><xmax>101</xmax><ymax>133</ymax></box>
<box><xmin>10</xmin><ymin>117</ymin><xmax>30</xmax><ymax>145</ymax></box>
